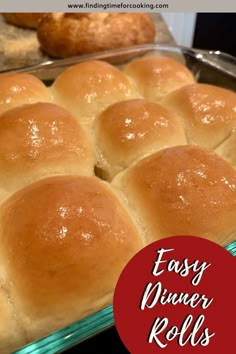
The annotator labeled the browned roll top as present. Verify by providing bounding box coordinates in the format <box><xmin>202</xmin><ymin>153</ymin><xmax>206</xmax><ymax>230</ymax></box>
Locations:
<box><xmin>0</xmin><ymin>175</ymin><xmax>143</xmax><ymax>346</ymax></box>
<box><xmin>0</xmin><ymin>102</ymin><xmax>95</xmax><ymax>203</ymax></box>
<box><xmin>113</xmin><ymin>145</ymin><xmax>236</xmax><ymax>246</ymax></box>
<box><xmin>95</xmin><ymin>98</ymin><xmax>187</xmax><ymax>179</ymax></box>
<box><xmin>0</xmin><ymin>72</ymin><xmax>52</xmax><ymax>115</ymax></box>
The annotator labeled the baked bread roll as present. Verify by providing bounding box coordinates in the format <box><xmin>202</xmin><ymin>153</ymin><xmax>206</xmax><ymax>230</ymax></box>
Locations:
<box><xmin>0</xmin><ymin>175</ymin><xmax>143</xmax><ymax>344</ymax></box>
<box><xmin>51</xmin><ymin>60</ymin><xmax>139</xmax><ymax>129</ymax></box>
<box><xmin>0</xmin><ymin>103</ymin><xmax>95</xmax><ymax>203</ymax></box>
<box><xmin>95</xmin><ymin>99</ymin><xmax>187</xmax><ymax>180</ymax></box>
<box><xmin>161</xmin><ymin>83</ymin><xmax>236</xmax><ymax>149</ymax></box>
<box><xmin>0</xmin><ymin>73</ymin><xmax>52</xmax><ymax>115</ymax></box>
<box><xmin>37</xmin><ymin>13</ymin><xmax>156</xmax><ymax>58</ymax></box>
<box><xmin>113</xmin><ymin>145</ymin><xmax>236</xmax><ymax>246</ymax></box>
<box><xmin>123</xmin><ymin>56</ymin><xmax>195</xmax><ymax>102</ymax></box>
<box><xmin>2</xmin><ymin>13</ymin><xmax>46</xmax><ymax>29</ymax></box>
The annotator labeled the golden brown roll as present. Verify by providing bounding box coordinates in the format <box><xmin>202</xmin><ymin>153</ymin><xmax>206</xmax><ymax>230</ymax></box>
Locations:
<box><xmin>113</xmin><ymin>145</ymin><xmax>236</xmax><ymax>246</ymax></box>
<box><xmin>0</xmin><ymin>73</ymin><xmax>52</xmax><ymax>115</ymax></box>
<box><xmin>37</xmin><ymin>13</ymin><xmax>156</xmax><ymax>58</ymax></box>
<box><xmin>124</xmin><ymin>56</ymin><xmax>195</xmax><ymax>102</ymax></box>
<box><xmin>0</xmin><ymin>103</ymin><xmax>95</xmax><ymax>203</ymax></box>
<box><xmin>51</xmin><ymin>60</ymin><xmax>139</xmax><ymax>129</ymax></box>
<box><xmin>161</xmin><ymin>83</ymin><xmax>236</xmax><ymax>149</ymax></box>
<box><xmin>2</xmin><ymin>13</ymin><xmax>46</xmax><ymax>29</ymax></box>
<box><xmin>95</xmin><ymin>99</ymin><xmax>187</xmax><ymax>180</ymax></box>
<box><xmin>0</xmin><ymin>175</ymin><xmax>143</xmax><ymax>343</ymax></box>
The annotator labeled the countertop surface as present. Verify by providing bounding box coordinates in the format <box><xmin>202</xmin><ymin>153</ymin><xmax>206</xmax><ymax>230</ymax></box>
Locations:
<box><xmin>0</xmin><ymin>13</ymin><xmax>175</xmax><ymax>71</ymax></box>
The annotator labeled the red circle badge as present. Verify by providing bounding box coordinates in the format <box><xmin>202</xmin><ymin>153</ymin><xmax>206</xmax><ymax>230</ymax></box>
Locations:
<box><xmin>113</xmin><ymin>236</ymin><xmax>236</xmax><ymax>354</ymax></box>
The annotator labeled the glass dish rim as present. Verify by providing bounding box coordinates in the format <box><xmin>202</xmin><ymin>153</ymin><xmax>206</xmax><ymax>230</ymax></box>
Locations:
<box><xmin>0</xmin><ymin>43</ymin><xmax>236</xmax><ymax>80</ymax></box>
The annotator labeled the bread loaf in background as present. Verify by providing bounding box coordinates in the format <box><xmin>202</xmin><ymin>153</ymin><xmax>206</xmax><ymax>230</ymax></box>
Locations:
<box><xmin>2</xmin><ymin>12</ymin><xmax>156</xmax><ymax>59</ymax></box>
<box><xmin>37</xmin><ymin>13</ymin><xmax>156</xmax><ymax>58</ymax></box>
<box><xmin>0</xmin><ymin>54</ymin><xmax>236</xmax><ymax>352</ymax></box>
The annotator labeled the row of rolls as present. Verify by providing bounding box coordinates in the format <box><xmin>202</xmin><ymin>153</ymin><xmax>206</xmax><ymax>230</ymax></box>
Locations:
<box><xmin>0</xmin><ymin>55</ymin><xmax>236</xmax><ymax>352</ymax></box>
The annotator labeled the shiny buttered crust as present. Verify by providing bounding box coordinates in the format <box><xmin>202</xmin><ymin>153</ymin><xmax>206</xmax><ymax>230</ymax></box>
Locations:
<box><xmin>0</xmin><ymin>73</ymin><xmax>52</xmax><ymax>115</ymax></box>
<box><xmin>162</xmin><ymin>83</ymin><xmax>236</xmax><ymax>149</ymax></box>
<box><xmin>95</xmin><ymin>99</ymin><xmax>187</xmax><ymax>179</ymax></box>
<box><xmin>1</xmin><ymin>57</ymin><xmax>236</xmax><ymax>352</ymax></box>
<box><xmin>113</xmin><ymin>145</ymin><xmax>236</xmax><ymax>246</ymax></box>
<box><xmin>2</xmin><ymin>13</ymin><xmax>46</xmax><ymax>28</ymax></box>
<box><xmin>124</xmin><ymin>56</ymin><xmax>195</xmax><ymax>101</ymax></box>
<box><xmin>0</xmin><ymin>103</ymin><xmax>95</xmax><ymax>203</ymax></box>
<box><xmin>37</xmin><ymin>13</ymin><xmax>156</xmax><ymax>58</ymax></box>
<box><xmin>51</xmin><ymin>60</ymin><xmax>139</xmax><ymax>128</ymax></box>
<box><xmin>0</xmin><ymin>175</ymin><xmax>143</xmax><ymax>342</ymax></box>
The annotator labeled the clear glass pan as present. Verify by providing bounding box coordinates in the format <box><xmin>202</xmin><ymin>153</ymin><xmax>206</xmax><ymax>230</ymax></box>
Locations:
<box><xmin>1</xmin><ymin>44</ymin><xmax>235</xmax><ymax>353</ymax></box>
<box><xmin>13</xmin><ymin>241</ymin><xmax>236</xmax><ymax>354</ymax></box>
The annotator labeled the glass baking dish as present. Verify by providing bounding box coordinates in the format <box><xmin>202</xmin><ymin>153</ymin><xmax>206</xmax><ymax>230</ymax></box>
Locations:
<box><xmin>1</xmin><ymin>44</ymin><xmax>235</xmax><ymax>353</ymax></box>
<box><xmin>13</xmin><ymin>242</ymin><xmax>236</xmax><ymax>354</ymax></box>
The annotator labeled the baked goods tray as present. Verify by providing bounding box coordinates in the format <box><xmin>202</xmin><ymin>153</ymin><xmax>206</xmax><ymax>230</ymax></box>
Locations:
<box><xmin>2</xmin><ymin>44</ymin><xmax>235</xmax><ymax>354</ymax></box>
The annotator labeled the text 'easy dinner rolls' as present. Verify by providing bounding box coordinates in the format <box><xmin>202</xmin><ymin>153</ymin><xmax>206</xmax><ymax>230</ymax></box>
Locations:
<box><xmin>113</xmin><ymin>145</ymin><xmax>236</xmax><ymax>246</ymax></box>
<box><xmin>0</xmin><ymin>175</ymin><xmax>143</xmax><ymax>347</ymax></box>
<box><xmin>0</xmin><ymin>102</ymin><xmax>95</xmax><ymax>203</ymax></box>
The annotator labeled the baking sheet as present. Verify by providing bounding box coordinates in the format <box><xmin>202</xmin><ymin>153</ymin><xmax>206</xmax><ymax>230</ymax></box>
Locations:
<box><xmin>0</xmin><ymin>13</ymin><xmax>175</xmax><ymax>71</ymax></box>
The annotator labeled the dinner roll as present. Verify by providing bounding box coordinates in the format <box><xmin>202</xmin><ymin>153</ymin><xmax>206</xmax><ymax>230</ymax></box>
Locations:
<box><xmin>37</xmin><ymin>13</ymin><xmax>156</xmax><ymax>58</ymax></box>
<box><xmin>161</xmin><ymin>83</ymin><xmax>236</xmax><ymax>149</ymax></box>
<box><xmin>113</xmin><ymin>145</ymin><xmax>236</xmax><ymax>246</ymax></box>
<box><xmin>0</xmin><ymin>289</ymin><xmax>26</xmax><ymax>353</ymax></box>
<box><xmin>0</xmin><ymin>175</ymin><xmax>143</xmax><ymax>342</ymax></box>
<box><xmin>0</xmin><ymin>103</ymin><xmax>95</xmax><ymax>203</ymax></box>
<box><xmin>95</xmin><ymin>99</ymin><xmax>187</xmax><ymax>180</ymax></box>
<box><xmin>51</xmin><ymin>60</ymin><xmax>139</xmax><ymax>129</ymax></box>
<box><xmin>0</xmin><ymin>73</ymin><xmax>52</xmax><ymax>115</ymax></box>
<box><xmin>2</xmin><ymin>13</ymin><xmax>46</xmax><ymax>29</ymax></box>
<box><xmin>123</xmin><ymin>56</ymin><xmax>195</xmax><ymax>102</ymax></box>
